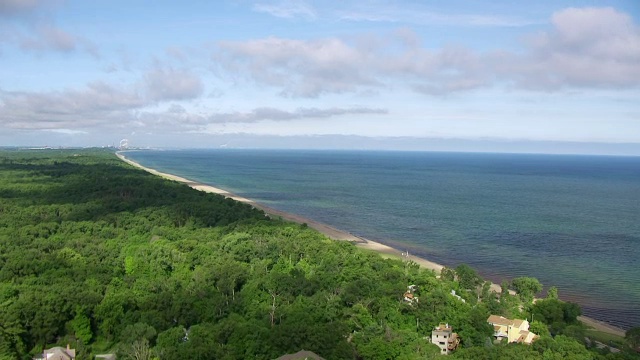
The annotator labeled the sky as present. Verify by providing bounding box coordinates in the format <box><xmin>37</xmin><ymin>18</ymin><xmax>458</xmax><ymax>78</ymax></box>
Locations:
<box><xmin>1</xmin><ymin>0</ymin><xmax>639</xmax><ymax>154</ymax></box>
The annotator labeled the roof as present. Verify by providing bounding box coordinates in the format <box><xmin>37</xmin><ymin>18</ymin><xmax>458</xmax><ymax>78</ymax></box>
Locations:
<box><xmin>487</xmin><ymin>315</ymin><xmax>513</xmax><ymax>326</ymax></box>
<box><xmin>517</xmin><ymin>330</ymin><xmax>531</xmax><ymax>343</ymax></box>
<box><xmin>433</xmin><ymin>323</ymin><xmax>453</xmax><ymax>331</ymax></box>
<box><xmin>517</xmin><ymin>330</ymin><xmax>539</xmax><ymax>344</ymax></box>
<box><xmin>512</xmin><ymin>319</ymin><xmax>525</xmax><ymax>328</ymax></box>
<box><xmin>275</xmin><ymin>350</ymin><xmax>326</xmax><ymax>360</ymax></box>
<box><xmin>447</xmin><ymin>333</ymin><xmax>460</xmax><ymax>349</ymax></box>
<box><xmin>43</xmin><ymin>347</ymin><xmax>75</xmax><ymax>360</ymax></box>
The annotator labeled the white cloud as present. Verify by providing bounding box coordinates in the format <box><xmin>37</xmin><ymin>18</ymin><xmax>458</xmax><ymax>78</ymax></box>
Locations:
<box><xmin>133</xmin><ymin>104</ymin><xmax>210</xmax><ymax>132</ymax></box>
<box><xmin>208</xmin><ymin>106</ymin><xmax>387</xmax><ymax>123</ymax></box>
<box><xmin>216</xmin><ymin>34</ymin><xmax>487</xmax><ymax>97</ymax></box>
<box><xmin>383</xmin><ymin>44</ymin><xmax>488</xmax><ymax>95</ymax></box>
<box><xmin>0</xmin><ymin>72</ymin><xmax>385</xmax><ymax>135</ymax></box>
<box><xmin>503</xmin><ymin>7</ymin><xmax>640</xmax><ymax>90</ymax></box>
<box><xmin>120</xmin><ymin>105</ymin><xmax>388</xmax><ymax>135</ymax></box>
<box><xmin>249</xmin><ymin>1</ymin><xmax>537</xmax><ymax>27</ymax></box>
<box><xmin>336</xmin><ymin>2</ymin><xmax>538</xmax><ymax>27</ymax></box>
<box><xmin>216</xmin><ymin>37</ymin><xmax>380</xmax><ymax>97</ymax></box>
<box><xmin>0</xmin><ymin>82</ymin><xmax>144</xmax><ymax>130</ymax></box>
<box><xmin>48</xmin><ymin>128</ymin><xmax>88</xmax><ymax>135</ymax></box>
<box><xmin>252</xmin><ymin>0</ymin><xmax>316</xmax><ymax>19</ymax></box>
<box><xmin>19</xmin><ymin>23</ymin><xmax>76</xmax><ymax>52</ymax></box>
<box><xmin>0</xmin><ymin>0</ymin><xmax>97</xmax><ymax>56</ymax></box>
<box><xmin>0</xmin><ymin>83</ymin><xmax>143</xmax><ymax>129</ymax></box>
<box><xmin>0</xmin><ymin>84</ymin><xmax>208</xmax><ymax>133</ymax></box>
<box><xmin>0</xmin><ymin>0</ymin><xmax>49</xmax><ymax>17</ymax></box>
<box><xmin>0</xmin><ymin>69</ymin><xmax>206</xmax><ymax>131</ymax></box>
<box><xmin>143</xmin><ymin>67</ymin><xmax>204</xmax><ymax>101</ymax></box>
<box><xmin>2</xmin><ymin>5</ymin><xmax>638</xmax><ymax>147</ymax></box>
<box><xmin>215</xmin><ymin>7</ymin><xmax>640</xmax><ymax>97</ymax></box>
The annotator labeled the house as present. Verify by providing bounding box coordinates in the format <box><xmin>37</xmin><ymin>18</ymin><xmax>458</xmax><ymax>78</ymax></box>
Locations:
<box><xmin>430</xmin><ymin>323</ymin><xmax>460</xmax><ymax>355</ymax></box>
<box><xmin>487</xmin><ymin>315</ymin><xmax>538</xmax><ymax>344</ymax></box>
<box><xmin>403</xmin><ymin>285</ymin><xmax>419</xmax><ymax>304</ymax></box>
<box><xmin>403</xmin><ymin>291</ymin><xmax>418</xmax><ymax>303</ymax></box>
<box><xmin>33</xmin><ymin>345</ymin><xmax>75</xmax><ymax>360</ymax></box>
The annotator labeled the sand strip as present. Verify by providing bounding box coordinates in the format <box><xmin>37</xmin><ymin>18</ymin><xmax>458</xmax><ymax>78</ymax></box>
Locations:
<box><xmin>116</xmin><ymin>151</ymin><xmax>627</xmax><ymax>336</ymax></box>
<box><xmin>116</xmin><ymin>152</ymin><xmax>443</xmax><ymax>271</ymax></box>
<box><xmin>578</xmin><ymin>316</ymin><xmax>626</xmax><ymax>337</ymax></box>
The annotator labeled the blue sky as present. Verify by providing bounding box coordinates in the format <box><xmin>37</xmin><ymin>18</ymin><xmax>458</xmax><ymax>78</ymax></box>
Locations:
<box><xmin>1</xmin><ymin>0</ymin><xmax>639</xmax><ymax>153</ymax></box>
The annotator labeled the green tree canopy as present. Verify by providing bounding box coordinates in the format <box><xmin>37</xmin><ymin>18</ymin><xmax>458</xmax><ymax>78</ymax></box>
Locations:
<box><xmin>0</xmin><ymin>150</ymin><xmax>602</xmax><ymax>360</ymax></box>
<box><xmin>626</xmin><ymin>327</ymin><xmax>640</xmax><ymax>351</ymax></box>
<box><xmin>455</xmin><ymin>264</ymin><xmax>481</xmax><ymax>290</ymax></box>
<box><xmin>511</xmin><ymin>277</ymin><xmax>542</xmax><ymax>302</ymax></box>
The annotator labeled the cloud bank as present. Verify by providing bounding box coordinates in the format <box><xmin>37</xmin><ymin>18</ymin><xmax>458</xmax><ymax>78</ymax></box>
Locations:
<box><xmin>216</xmin><ymin>7</ymin><xmax>640</xmax><ymax>97</ymax></box>
<box><xmin>0</xmin><ymin>0</ymin><xmax>96</xmax><ymax>55</ymax></box>
<box><xmin>208</xmin><ymin>107</ymin><xmax>387</xmax><ymax>123</ymax></box>
<box><xmin>504</xmin><ymin>7</ymin><xmax>640</xmax><ymax>89</ymax></box>
<box><xmin>0</xmin><ymin>81</ymin><xmax>385</xmax><ymax>133</ymax></box>
<box><xmin>2</xmin><ymin>5</ymin><xmax>638</xmax><ymax>147</ymax></box>
<box><xmin>0</xmin><ymin>0</ymin><xmax>50</xmax><ymax>17</ymax></box>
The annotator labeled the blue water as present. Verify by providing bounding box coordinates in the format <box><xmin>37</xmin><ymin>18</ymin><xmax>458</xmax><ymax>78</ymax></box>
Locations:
<box><xmin>124</xmin><ymin>149</ymin><xmax>640</xmax><ymax>330</ymax></box>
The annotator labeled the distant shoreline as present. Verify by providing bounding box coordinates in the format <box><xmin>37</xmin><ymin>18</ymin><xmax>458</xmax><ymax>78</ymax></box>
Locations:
<box><xmin>115</xmin><ymin>151</ymin><xmax>627</xmax><ymax>337</ymax></box>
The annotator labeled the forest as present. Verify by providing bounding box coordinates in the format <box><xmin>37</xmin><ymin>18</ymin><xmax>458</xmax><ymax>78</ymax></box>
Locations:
<box><xmin>0</xmin><ymin>149</ymin><xmax>638</xmax><ymax>359</ymax></box>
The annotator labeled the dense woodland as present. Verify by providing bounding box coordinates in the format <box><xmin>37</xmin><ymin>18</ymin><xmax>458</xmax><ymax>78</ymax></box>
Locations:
<box><xmin>0</xmin><ymin>149</ymin><xmax>638</xmax><ymax>359</ymax></box>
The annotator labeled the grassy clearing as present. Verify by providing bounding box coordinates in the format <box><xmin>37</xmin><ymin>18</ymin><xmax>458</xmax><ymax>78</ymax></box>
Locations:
<box><xmin>585</xmin><ymin>329</ymin><xmax>625</xmax><ymax>347</ymax></box>
<box><xmin>357</xmin><ymin>247</ymin><xmax>405</xmax><ymax>262</ymax></box>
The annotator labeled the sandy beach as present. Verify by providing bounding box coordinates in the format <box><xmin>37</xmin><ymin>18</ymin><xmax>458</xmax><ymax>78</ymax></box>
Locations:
<box><xmin>115</xmin><ymin>151</ymin><xmax>626</xmax><ymax>337</ymax></box>
<box><xmin>116</xmin><ymin>151</ymin><xmax>444</xmax><ymax>272</ymax></box>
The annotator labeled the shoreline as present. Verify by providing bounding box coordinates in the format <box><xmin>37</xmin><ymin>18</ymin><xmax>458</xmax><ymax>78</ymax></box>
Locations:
<box><xmin>115</xmin><ymin>151</ymin><xmax>627</xmax><ymax>337</ymax></box>
<box><xmin>115</xmin><ymin>152</ymin><xmax>444</xmax><ymax>271</ymax></box>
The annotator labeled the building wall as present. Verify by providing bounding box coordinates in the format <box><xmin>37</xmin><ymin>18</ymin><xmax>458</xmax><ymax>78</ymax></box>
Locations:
<box><xmin>431</xmin><ymin>329</ymin><xmax>452</xmax><ymax>354</ymax></box>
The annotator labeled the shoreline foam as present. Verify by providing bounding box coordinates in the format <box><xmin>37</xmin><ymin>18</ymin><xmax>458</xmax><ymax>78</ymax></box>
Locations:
<box><xmin>115</xmin><ymin>151</ymin><xmax>626</xmax><ymax>337</ymax></box>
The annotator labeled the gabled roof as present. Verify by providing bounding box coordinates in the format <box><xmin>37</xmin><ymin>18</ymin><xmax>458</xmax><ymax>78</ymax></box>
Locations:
<box><xmin>487</xmin><ymin>315</ymin><xmax>513</xmax><ymax>326</ymax></box>
<box><xmin>517</xmin><ymin>330</ymin><xmax>531</xmax><ymax>343</ymax></box>
<box><xmin>517</xmin><ymin>330</ymin><xmax>539</xmax><ymax>344</ymax></box>
<box><xmin>42</xmin><ymin>347</ymin><xmax>75</xmax><ymax>360</ymax></box>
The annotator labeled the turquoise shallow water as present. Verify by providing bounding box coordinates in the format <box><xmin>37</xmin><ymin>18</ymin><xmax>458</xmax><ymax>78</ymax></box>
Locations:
<box><xmin>125</xmin><ymin>149</ymin><xmax>640</xmax><ymax>330</ymax></box>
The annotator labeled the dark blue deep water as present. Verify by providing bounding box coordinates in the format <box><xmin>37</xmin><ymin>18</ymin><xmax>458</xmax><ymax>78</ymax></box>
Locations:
<box><xmin>124</xmin><ymin>149</ymin><xmax>640</xmax><ymax>329</ymax></box>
